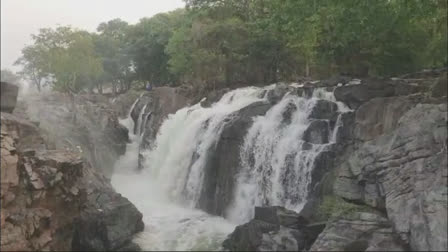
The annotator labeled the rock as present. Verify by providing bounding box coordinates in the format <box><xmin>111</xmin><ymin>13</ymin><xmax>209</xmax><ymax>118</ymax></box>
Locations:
<box><xmin>267</xmin><ymin>84</ymin><xmax>289</xmax><ymax>104</ymax></box>
<box><xmin>310</xmin><ymin>212</ymin><xmax>406</xmax><ymax>251</ymax></box>
<box><xmin>354</xmin><ymin>97</ymin><xmax>413</xmax><ymax>141</ymax></box>
<box><xmin>254</xmin><ymin>206</ymin><xmax>308</xmax><ymax>228</ymax></box>
<box><xmin>1</xmin><ymin>109</ymin><xmax>144</xmax><ymax>251</ymax></box>
<box><xmin>197</xmin><ymin>101</ymin><xmax>272</xmax><ymax>216</ymax></box>
<box><xmin>319</xmin><ymin>75</ymin><xmax>351</xmax><ymax>87</ymax></box>
<box><xmin>222</xmin><ymin>219</ymin><xmax>279</xmax><ymax>251</ymax></box>
<box><xmin>431</xmin><ymin>72</ymin><xmax>447</xmax><ymax>98</ymax></box>
<box><xmin>333</xmin><ymin>111</ymin><xmax>355</xmax><ymax>144</ymax></box>
<box><xmin>303</xmin><ymin>120</ymin><xmax>330</xmax><ymax>144</ymax></box>
<box><xmin>333</xmin><ymin>103</ymin><xmax>447</xmax><ymax>250</ymax></box>
<box><xmin>199</xmin><ymin>88</ymin><xmax>231</xmax><ymax>107</ymax></box>
<box><xmin>309</xmin><ymin>100</ymin><xmax>338</xmax><ymax>121</ymax></box>
<box><xmin>334</xmin><ymin>79</ymin><xmax>395</xmax><ymax>109</ymax></box>
<box><xmin>23</xmin><ymin>92</ymin><xmax>131</xmax><ymax>177</ymax></box>
<box><xmin>1</xmin><ymin>81</ymin><xmax>18</xmax><ymax>113</ymax></box>
<box><xmin>223</xmin><ymin>206</ymin><xmax>325</xmax><ymax>251</ymax></box>
<box><xmin>72</xmin><ymin>193</ymin><xmax>144</xmax><ymax>251</ymax></box>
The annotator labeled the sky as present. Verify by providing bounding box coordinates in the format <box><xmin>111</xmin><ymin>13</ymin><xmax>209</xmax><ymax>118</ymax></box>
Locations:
<box><xmin>1</xmin><ymin>0</ymin><xmax>185</xmax><ymax>71</ymax></box>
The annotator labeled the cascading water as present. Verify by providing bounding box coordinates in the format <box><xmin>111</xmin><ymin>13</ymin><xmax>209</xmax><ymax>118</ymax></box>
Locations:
<box><xmin>141</xmin><ymin>87</ymin><xmax>270</xmax><ymax>206</ymax></box>
<box><xmin>226</xmin><ymin>89</ymin><xmax>349</xmax><ymax>223</ymax></box>
<box><xmin>111</xmin><ymin>85</ymin><xmax>349</xmax><ymax>250</ymax></box>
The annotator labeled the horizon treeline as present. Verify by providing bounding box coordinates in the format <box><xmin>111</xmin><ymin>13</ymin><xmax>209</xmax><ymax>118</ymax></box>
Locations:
<box><xmin>11</xmin><ymin>0</ymin><xmax>448</xmax><ymax>94</ymax></box>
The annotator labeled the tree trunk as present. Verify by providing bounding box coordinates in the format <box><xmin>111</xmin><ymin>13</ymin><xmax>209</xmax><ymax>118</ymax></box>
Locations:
<box><xmin>305</xmin><ymin>60</ymin><xmax>310</xmax><ymax>77</ymax></box>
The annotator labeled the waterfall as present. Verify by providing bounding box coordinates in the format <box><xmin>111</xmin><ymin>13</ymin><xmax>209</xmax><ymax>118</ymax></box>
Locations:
<box><xmin>141</xmin><ymin>87</ymin><xmax>270</xmax><ymax>206</ymax></box>
<box><xmin>111</xmin><ymin>85</ymin><xmax>349</xmax><ymax>250</ymax></box>
<box><xmin>136</xmin><ymin>104</ymin><xmax>148</xmax><ymax>136</ymax></box>
<box><xmin>112</xmin><ymin>96</ymin><xmax>237</xmax><ymax>251</ymax></box>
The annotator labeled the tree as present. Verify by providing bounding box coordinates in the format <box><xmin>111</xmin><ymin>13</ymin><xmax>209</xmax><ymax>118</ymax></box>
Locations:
<box><xmin>14</xmin><ymin>44</ymin><xmax>49</xmax><ymax>91</ymax></box>
<box><xmin>127</xmin><ymin>9</ymin><xmax>186</xmax><ymax>86</ymax></box>
<box><xmin>94</xmin><ymin>19</ymin><xmax>136</xmax><ymax>94</ymax></box>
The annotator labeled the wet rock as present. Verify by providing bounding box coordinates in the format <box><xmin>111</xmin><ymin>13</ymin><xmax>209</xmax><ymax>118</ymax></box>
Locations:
<box><xmin>223</xmin><ymin>206</ymin><xmax>325</xmax><ymax>251</ymax></box>
<box><xmin>1</xmin><ymin>81</ymin><xmax>18</xmax><ymax>113</ymax></box>
<box><xmin>309</xmin><ymin>100</ymin><xmax>338</xmax><ymax>121</ymax></box>
<box><xmin>72</xmin><ymin>193</ymin><xmax>144</xmax><ymax>251</ymax></box>
<box><xmin>267</xmin><ymin>83</ymin><xmax>289</xmax><ymax>104</ymax></box>
<box><xmin>303</xmin><ymin>120</ymin><xmax>330</xmax><ymax>144</ymax></box>
<box><xmin>334</xmin><ymin>79</ymin><xmax>395</xmax><ymax>109</ymax></box>
<box><xmin>197</xmin><ymin>101</ymin><xmax>272</xmax><ymax>216</ymax></box>
<box><xmin>254</xmin><ymin>206</ymin><xmax>308</xmax><ymax>228</ymax></box>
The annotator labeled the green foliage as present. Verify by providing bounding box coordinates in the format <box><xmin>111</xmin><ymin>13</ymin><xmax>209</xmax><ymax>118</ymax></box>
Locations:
<box><xmin>15</xmin><ymin>0</ymin><xmax>447</xmax><ymax>93</ymax></box>
<box><xmin>15</xmin><ymin>26</ymin><xmax>103</xmax><ymax>93</ymax></box>
<box><xmin>316</xmin><ymin>195</ymin><xmax>372</xmax><ymax>221</ymax></box>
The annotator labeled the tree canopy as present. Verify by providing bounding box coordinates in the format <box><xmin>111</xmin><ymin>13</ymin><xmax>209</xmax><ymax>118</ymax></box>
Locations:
<box><xmin>15</xmin><ymin>0</ymin><xmax>447</xmax><ymax>94</ymax></box>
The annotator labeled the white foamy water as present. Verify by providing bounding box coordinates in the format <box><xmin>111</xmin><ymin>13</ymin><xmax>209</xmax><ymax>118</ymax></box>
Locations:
<box><xmin>112</xmin><ymin>87</ymin><xmax>271</xmax><ymax>250</ymax></box>
<box><xmin>112</xmin><ymin>85</ymin><xmax>347</xmax><ymax>250</ymax></box>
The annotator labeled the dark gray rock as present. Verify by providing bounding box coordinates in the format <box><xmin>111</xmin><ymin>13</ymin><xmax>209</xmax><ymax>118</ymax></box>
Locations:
<box><xmin>333</xmin><ymin>103</ymin><xmax>448</xmax><ymax>250</ymax></box>
<box><xmin>333</xmin><ymin>111</ymin><xmax>355</xmax><ymax>145</ymax></box>
<box><xmin>353</xmin><ymin>97</ymin><xmax>413</xmax><ymax>141</ymax></box>
<box><xmin>267</xmin><ymin>84</ymin><xmax>289</xmax><ymax>104</ymax></box>
<box><xmin>197</xmin><ymin>101</ymin><xmax>272</xmax><ymax>216</ymax></box>
<box><xmin>223</xmin><ymin>206</ymin><xmax>325</xmax><ymax>251</ymax></box>
<box><xmin>1</xmin><ymin>81</ymin><xmax>18</xmax><ymax>113</ymax></box>
<box><xmin>303</xmin><ymin>120</ymin><xmax>330</xmax><ymax>144</ymax></box>
<box><xmin>254</xmin><ymin>206</ymin><xmax>308</xmax><ymax>228</ymax></box>
<box><xmin>309</xmin><ymin>100</ymin><xmax>338</xmax><ymax>121</ymax></box>
<box><xmin>334</xmin><ymin>79</ymin><xmax>395</xmax><ymax>109</ymax></box>
<box><xmin>72</xmin><ymin>192</ymin><xmax>144</xmax><ymax>251</ymax></box>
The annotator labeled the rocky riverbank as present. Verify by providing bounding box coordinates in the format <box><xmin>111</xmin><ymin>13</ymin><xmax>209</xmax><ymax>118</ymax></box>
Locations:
<box><xmin>1</xmin><ymin>82</ymin><xmax>143</xmax><ymax>251</ymax></box>
<box><xmin>219</xmin><ymin>69</ymin><xmax>447</xmax><ymax>251</ymax></box>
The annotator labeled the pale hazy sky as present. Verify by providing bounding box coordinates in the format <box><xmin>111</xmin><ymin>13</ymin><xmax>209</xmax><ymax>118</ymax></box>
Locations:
<box><xmin>1</xmin><ymin>0</ymin><xmax>185</xmax><ymax>71</ymax></box>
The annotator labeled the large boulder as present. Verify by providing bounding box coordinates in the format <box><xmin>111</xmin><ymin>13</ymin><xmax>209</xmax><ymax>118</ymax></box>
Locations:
<box><xmin>197</xmin><ymin>101</ymin><xmax>272</xmax><ymax>216</ymax></box>
<box><xmin>72</xmin><ymin>192</ymin><xmax>144</xmax><ymax>251</ymax></box>
<box><xmin>303</xmin><ymin>120</ymin><xmax>330</xmax><ymax>144</ymax></box>
<box><xmin>334</xmin><ymin>79</ymin><xmax>395</xmax><ymax>109</ymax></box>
<box><xmin>222</xmin><ymin>206</ymin><xmax>325</xmax><ymax>251</ymax></box>
<box><xmin>309</xmin><ymin>100</ymin><xmax>338</xmax><ymax>121</ymax></box>
<box><xmin>1</xmin><ymin>81</ymin><xmax>18</xmax><ymax>113</ymax></box>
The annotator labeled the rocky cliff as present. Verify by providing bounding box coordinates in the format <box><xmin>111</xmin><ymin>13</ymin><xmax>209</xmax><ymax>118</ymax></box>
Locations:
<box><xmin>216</xmin><ymin>70</ymin><xmax>447</xmax><ymax>251</ymax></box>
<box><xmin>1</xmin><ymin>82</ymin><xmax>144</xmax><ymax>251</ymax></box>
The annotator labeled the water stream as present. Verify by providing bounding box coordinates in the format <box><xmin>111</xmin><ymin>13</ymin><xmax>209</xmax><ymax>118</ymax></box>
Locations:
<box><xmin>111</xmin><ymin>85</ymin><xmax>348</xmax><ymax>250</ymax></box>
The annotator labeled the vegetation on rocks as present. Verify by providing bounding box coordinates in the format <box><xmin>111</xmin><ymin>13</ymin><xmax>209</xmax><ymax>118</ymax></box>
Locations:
<box><xmin>316</xmin><ymin>195</ymin><xmax>372</xmax><ymax>221</ymax></box>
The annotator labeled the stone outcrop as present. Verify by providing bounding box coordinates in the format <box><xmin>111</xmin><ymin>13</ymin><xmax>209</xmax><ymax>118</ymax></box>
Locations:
<box><xmin>310</xmin><ymin>212</ymin><xmax>406</xmax><ymax>251</ymax></box>
<box><xmin>197</xmin><ymin>101</ymin><xmax>272</xmax><ymax>215</ymax></box>
<box><xmin>222</xmin><ymin>206</ymin><xmax>325</xmax><ymax>251</ymax></box>
<box><xmin>1</xmin><ymin>92</ymin><xmax>143</xmax><ymax>251</ymax></box>
<box><xmin>22</xmin><ymin>92</ymin><xmax>129</xmax><ymax>177</ymax></box>
<box><xmin>221</xmin><ymin>68</ymin><xmax>447</xmax><ymax>251</ymax></box>
<box><xmin>1</xmin><ymin>81</ymin><xmax>19</xmax><ymax>113</ymax></box>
